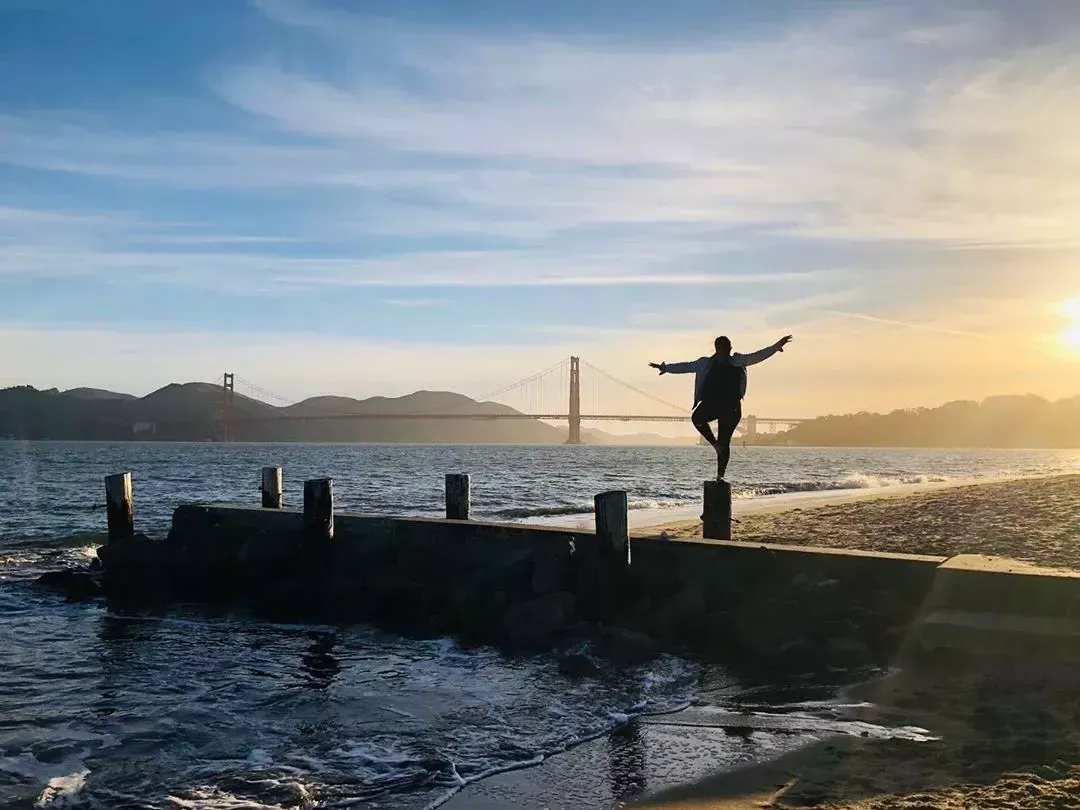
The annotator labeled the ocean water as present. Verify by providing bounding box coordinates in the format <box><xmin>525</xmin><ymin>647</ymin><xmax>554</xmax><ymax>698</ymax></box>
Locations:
<box><xmin>2</xmin><ymin>442</ymin><xmax>1078</xmax><ymax>808</ymax></box>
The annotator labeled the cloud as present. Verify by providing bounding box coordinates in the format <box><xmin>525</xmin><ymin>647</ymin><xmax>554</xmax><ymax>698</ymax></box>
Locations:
<box><xmin>0</xmin><ymin>213</ymin><xmax>841</xmax><ymax>289</ymax></box>
<box><xmin>206</xmin><ymin>0</ymin><xmax>1080</xmax><ymax>251</ymax></box>
<box><xmin>820</xmin><ymin>309</ymin><xmax>992</xmax><ymax>340</ymax></box>
<box><xmin>5</xmin><ymin>2</ymin><xmax>1080</xmax><ymax>256</ymax></box>
<box><xmin>4</xmin><ymin>0</ymin><xmax>1080</xmax><ymax>407</ymax></box>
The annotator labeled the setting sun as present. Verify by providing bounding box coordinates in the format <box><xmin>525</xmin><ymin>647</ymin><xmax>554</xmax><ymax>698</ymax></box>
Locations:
<box><xmin>1058</xmin><ymin>297</ymin><xmax>1080</xmax><ymax>351</ymax></box>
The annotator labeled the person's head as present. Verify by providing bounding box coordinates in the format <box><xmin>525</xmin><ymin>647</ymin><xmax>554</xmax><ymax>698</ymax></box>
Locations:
<box><xmin>714</xmin><ymin>336</ymin><xmax>732</xmax><ymax>356</ymax></box>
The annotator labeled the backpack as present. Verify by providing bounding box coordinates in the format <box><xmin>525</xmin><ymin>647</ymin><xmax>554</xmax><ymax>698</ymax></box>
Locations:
<box><xmin>700</xmin><ymin>356</ymin><xmax>745</xmax><ymax>406</ymax></box>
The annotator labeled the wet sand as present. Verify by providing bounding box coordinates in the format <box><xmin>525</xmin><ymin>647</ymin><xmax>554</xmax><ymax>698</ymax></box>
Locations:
<box><xmin>448</xmin><ymin>474</ymin><xmax>1080</xmax><ymax>809</ymax></box>
<box><xmin>635</xmin><ymin>660</ymin><xmax>1080</xmax><ymax>810</ymax></box>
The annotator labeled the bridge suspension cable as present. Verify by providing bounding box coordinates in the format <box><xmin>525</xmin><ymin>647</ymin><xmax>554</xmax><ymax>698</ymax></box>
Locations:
<box><xmin>579</xmin><ymin>359</ymin><xmax>688</xmax><ymax>415</ymax></box>
<box><xmin>471</xmin><ymin>358</ymin><xmax>569</xmax><ymax>404</ymax></box>
<box><xmin>233</xmin><ymin>375</ymin><xmax>293</xmax><ymax>406</ymax></box>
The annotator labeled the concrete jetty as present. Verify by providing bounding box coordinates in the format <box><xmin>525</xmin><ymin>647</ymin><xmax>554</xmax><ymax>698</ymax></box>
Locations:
<box><xmin>37</xmin><ymin>468</ymin><xmax>1080</xmax><ymax>670</ymax></box>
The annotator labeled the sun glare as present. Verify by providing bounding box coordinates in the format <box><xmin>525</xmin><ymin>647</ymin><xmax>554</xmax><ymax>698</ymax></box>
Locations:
<box><xmin>1058</xmin><ymin>297</ymin><xmax>1080</xmax><ymax>352</ymax></box>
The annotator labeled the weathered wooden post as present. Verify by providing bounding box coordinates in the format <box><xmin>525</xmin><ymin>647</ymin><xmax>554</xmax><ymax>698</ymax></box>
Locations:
<box><xmin>594</xmin><ymin>490</ymin><xmax>630</xmax><ymax>565</ymax></box>
<box><xmin>104</xmin><ymin>472</ymin><xmax>134</xmax><ymax>541</ymax></box>
<box><xmin>260</xmin><ymin>466</ymin><xmax>283</xmax><ymax>509</ymax></box>
<box><xmin>303</xmin><ymin>478</ymin><xmax>334</xmax><ymax>541</ymax></box>
<box><xmin>703</xmin><ymin>480</ymin><xmax>732</xmax><ymax>540</ymax></box>
<box><xmin>445</xmin><ymin>473</ymin><xmax>470</xmax><ymax>520</ymax></box>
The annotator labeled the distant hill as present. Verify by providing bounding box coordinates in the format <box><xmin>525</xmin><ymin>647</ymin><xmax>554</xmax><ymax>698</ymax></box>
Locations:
<box><xmin>758</xmin><ymin>394</ymin><xmax>1080</xmax><ymax>448</ymax></box>
<box><xmin>63</xmin><ymin>387</ymin><xmax>136</xmax><ymax>401</ymax></box>
<box><xmin>0</xmin><ymin>382</ymin><xmax>686</xmax><ymax>444</ymax></box>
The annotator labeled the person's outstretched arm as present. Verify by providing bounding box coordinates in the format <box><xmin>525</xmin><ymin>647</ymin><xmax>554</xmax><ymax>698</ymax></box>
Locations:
<box><xmin>649</xmin><ymin>358</ymin><xmax>706</xmax><ymax>375</ymax></box>
<box><xmin>730</xmin><ymin>335</ymin><xmax>793</xmax><ymax>367</ymax></box>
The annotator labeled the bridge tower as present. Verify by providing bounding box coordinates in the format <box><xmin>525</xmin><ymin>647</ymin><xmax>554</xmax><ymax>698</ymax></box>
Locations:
<box><xmin>219</xmin><ymin>372</ymin><xmax>235</xmax><ymax>443</ymax></box>
<box><xmin>744</xmin><ymin>414</ymin><xmax>758</xmax><ymax>440</ymax></box>
<box><xmin>567</xmin><ymin>356</ymin><xmax>582</xmax><ymax>445</ymax></box>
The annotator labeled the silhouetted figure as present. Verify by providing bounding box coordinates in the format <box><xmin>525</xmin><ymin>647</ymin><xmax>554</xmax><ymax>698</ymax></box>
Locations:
<box><xmin>650</xmin><ymin>335</ymin><xmax>792</xmax><ymax>479</ymax></box>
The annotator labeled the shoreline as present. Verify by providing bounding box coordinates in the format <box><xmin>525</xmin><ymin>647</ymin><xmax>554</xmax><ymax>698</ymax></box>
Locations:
<box><xmin>636</xmin><ymin>471</ymin><xmax>1048</xmax><ymax>534</ymax></box>
<box><xmin>526</xmin><ymin>470</ymin><xmax>1067</xmax><ymax>535</ymax></box>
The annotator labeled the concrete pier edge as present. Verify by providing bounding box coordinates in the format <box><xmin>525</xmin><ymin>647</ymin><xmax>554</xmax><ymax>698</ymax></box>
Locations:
<box><xmin>44</xmin><ymin>498</ymin><xmax>1076</xmax><ymax>668</ymax></box>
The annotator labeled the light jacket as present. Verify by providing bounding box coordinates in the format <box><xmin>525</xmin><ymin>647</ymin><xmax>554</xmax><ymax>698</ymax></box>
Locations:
<box><xmin>660</xmin><ymin>341</ymin><xmax>784</xmax><ymax>406</ymax></box>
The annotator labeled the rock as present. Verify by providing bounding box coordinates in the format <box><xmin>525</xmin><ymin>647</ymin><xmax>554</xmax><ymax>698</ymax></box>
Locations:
<box><xmin>95</xmin><ymin>533</ymin><xmax>175</xmax><ymax>601</ymax></box>
<box><xmin>649</xmin><ymin>585</ymin><xmax>707</xmax><ymax>641</ymax></box>
<box><xmin>557</xmin><ymin>650</ymin><xmax>601</xmax><ymax>678</ymax></box>
<box><xmin>599</xmin><ymin>627</ymin><xmax>660</xmax><ymax>665</ymax></box>
<box><xmin>500</xmin><ymin>591</ymin><xmax>576</xmax><ymax>648</ymax></box>
<box><xmin>96</xmin><ymin>532</ymin><xmax>153</xmax><ymax>568</ymax></box>
<box><xmin>36</xmin><ymin>570</ymin><xmax>101</xmax><ymax>600</ymax></box>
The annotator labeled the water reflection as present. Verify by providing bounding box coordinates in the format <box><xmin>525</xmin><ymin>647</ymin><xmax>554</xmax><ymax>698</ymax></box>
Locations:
<box><xmin>608</xmin><ymin>721</ymin><xmax>647</xmax><ymax>803</ymax></box>
<box><xmin>300</xmin><ymin>630</ymin><xmax>340</xmax><ymax>688</ymax></box>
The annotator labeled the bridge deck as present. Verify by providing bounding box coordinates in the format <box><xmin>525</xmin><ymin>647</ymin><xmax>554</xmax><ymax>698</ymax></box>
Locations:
<box><xmin>226</xmin><ymin>413</ymin><xmax>806</xmax><ymax>424</ymax></box>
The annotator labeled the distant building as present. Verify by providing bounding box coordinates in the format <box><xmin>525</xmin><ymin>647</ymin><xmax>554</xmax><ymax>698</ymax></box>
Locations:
<box><xmin>132</xmin><ymin>422</ymin><xmax>156</xmax><ymax>436</ymax></box>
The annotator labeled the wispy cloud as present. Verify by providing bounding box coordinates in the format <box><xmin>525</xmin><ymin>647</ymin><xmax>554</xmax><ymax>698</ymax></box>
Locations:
<box><xmin>0</xmin><ymin>218</ymin><xmax>841</xmax><ymax>290</ymax></box>
<box><xmin>821</xmin><ymin>309</ymin><xmax>991</xmax><ymax>340</ymax></box>
<box><xmin>5</xmin><ymin>2</ymin><xmax>1080</xmax><ymax>254</ymax></box>
<box><xmin>4</xmin><ymin>0</ymin><xmax>1080</xmax><ymax>416</ymax></box>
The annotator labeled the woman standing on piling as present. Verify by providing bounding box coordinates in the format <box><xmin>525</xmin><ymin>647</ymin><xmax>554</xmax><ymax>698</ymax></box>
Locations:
<box><xmin>649</xmin><ymin>335</ymin><xmax>792</xmax><ymax>479</ymax></box>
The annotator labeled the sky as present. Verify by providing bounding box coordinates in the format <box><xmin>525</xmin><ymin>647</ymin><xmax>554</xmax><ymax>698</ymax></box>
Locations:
<box><xmin>3</xmin><ymin>0</ymin><xmax>1080</xmax><ymax>429</ymax></box>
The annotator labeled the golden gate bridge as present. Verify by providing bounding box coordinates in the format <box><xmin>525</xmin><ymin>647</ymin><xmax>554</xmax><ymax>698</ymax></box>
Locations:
<box><xmin>217</xmin><ymin>356</ymin><xmax>806</xmax><ymax>444</ymax></box>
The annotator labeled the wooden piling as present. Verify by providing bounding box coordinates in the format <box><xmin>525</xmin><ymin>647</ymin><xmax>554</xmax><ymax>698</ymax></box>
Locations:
<box><xmin>260</xmin><ymin>466</ymin><xmax>283</xmax><ymax>509</ymax></box>
<box><xmin>702</xmin><ymin>480</ymin><xmax>732</xmax><ymax>540</ymax></box>
<box><xmin>104</xmin><ymin>472</ymin><xmax>134</xmax><ymax>541</ymax></box>
<box><xmin>445</xmin><ymin>473</ymin><xmax>470</xmax><ymax>520</ymax></box>
<box><xmin>303</xmin><ymin>478</ymin><xmax>334</xmax><ymax>541</ymax></box>
<box><xmin>594</xmin><ymin>490</ymin><xmax>630</xmax><ymax>565</ymax></box>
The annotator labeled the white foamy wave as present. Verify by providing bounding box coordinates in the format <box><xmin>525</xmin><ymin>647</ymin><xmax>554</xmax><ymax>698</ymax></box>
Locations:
<box><xmin>35</xmin><ymin>769</ymin><xmax>90</xmax><ymax>808</ymax></box>
<box><xmin>422</xmin><ymin>652</ymin><xmax>701</xmax><ymax>809</ymax></box>
<box><xmin>168</xmin><ymin>783</ymin><xmax>313</xmax><ymax>809</ymax></box>
<box><xmin>735</xmin><ymin>473</ymin><xmax>950</xmax><ymax>499</ymax></box>
<box><xmin>496</xmin><ymin>474</ymin><xmax>954</xmax><ymax>523</ymax></box>
<box><xmin>0</xmin><ymin>752</ymin><xmax>91</xmax><ymax>808</ymax></box>
<box><xmin>489</xmin><ymin>497</ymin><xmax>688</xmax><ymax>521</ymax></box>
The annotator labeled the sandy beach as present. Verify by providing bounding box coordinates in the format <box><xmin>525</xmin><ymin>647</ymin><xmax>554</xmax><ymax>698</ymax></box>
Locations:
<box><xmin>448</xmin><ymin>473</ymin><xmax>1080</xmax><ymax>809</ymax></box>
<box><xmin>644</xmin><ymin>473</ymin><xmax>1080</xmax><ymax>570</ymax></box>
<box><xmin>632</xmin><ymin>473</ymin><xmax>1080</xmax><ymax>809</ymax></box>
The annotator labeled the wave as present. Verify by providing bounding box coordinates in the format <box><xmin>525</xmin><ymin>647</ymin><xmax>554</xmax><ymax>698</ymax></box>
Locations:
<box><xmin>735</xmin><ymin>473</ymin><xmax>950</xmax><ymax>498</ymax></box>
<box><xmin>488</xmin><ymin>498</ymin><xmax>682</xmax><ymax>520</ymax></box>
<box><xmin>2</xmin><ymin>532</ymin><xmax>106</xmax><ymax>551</ymax></box>
<box><xmin>425</xmin><ymin>652</ymin><xmax>698</xmax><ymax>809</ymax></box>
<box><xmin>489</xmin><ymin>475</ymin><xmax>951</xmax><ymax>519</ymax></box>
